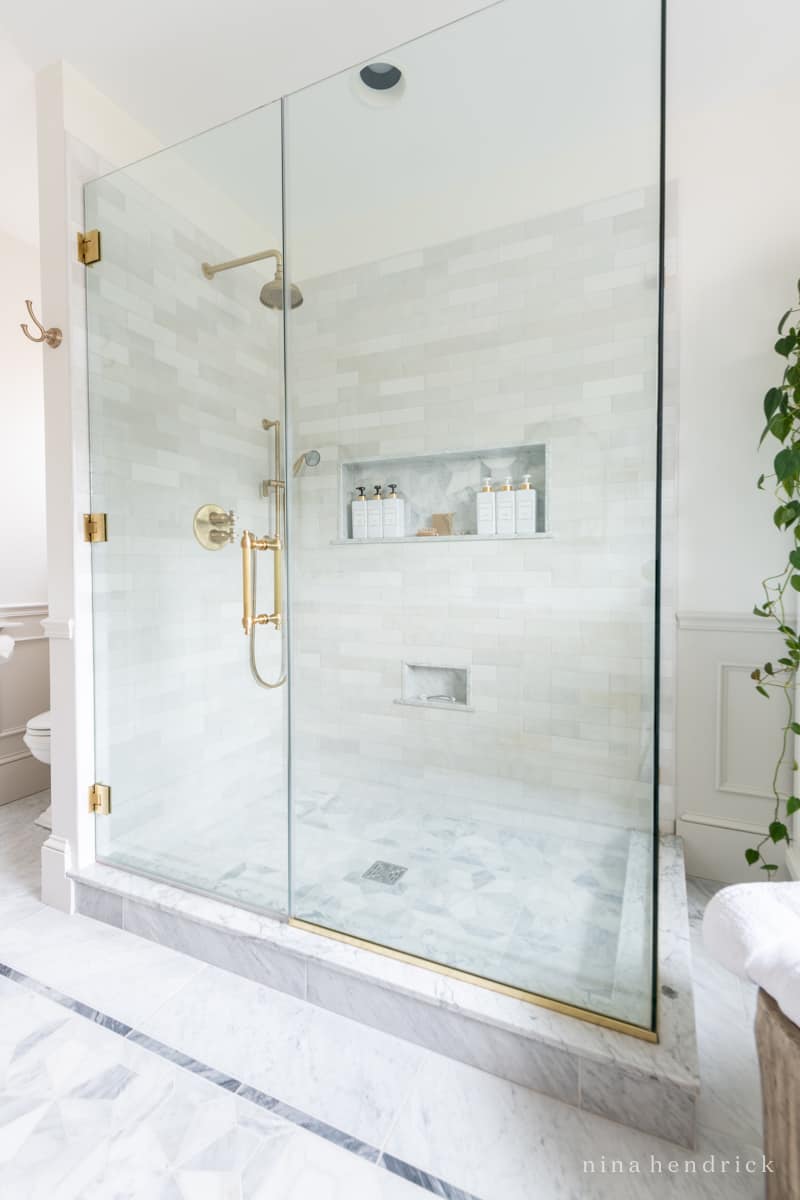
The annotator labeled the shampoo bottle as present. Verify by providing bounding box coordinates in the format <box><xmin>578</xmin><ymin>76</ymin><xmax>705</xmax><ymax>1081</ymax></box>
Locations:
<box><xmin>367</xmin><ymin>484</ymin><xmax>384</xmax><ymax>539</ymax></box>
<box><xmin>515</xmin><ymin>473</ymin><xmax>537</xmax><ymax>535</ymax></box>
<box><xmin>382</xmin><ymin>483</ymin><xmax>405</xmax><ymax>538</ymax></box>
<box><xmin>496</xmin><ymin>477</ymin><xmax>516</xmax><ymax>536</ymax></box>
<box><xmin>476</xmin><ymin>477</ymin><xmax>496</xmax><ymax>536</ymax></box>
<box><xmin>352</xmin><ymin>486</ymin><xmax>368</xmax><ymax>539</ymax></box>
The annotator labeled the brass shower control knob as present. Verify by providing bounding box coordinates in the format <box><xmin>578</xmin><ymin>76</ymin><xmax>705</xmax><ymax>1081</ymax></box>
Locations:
<box><xmin>193</xmin><ymin>504</ymin><xmax>236</xmax><ymax>551</ymax></box>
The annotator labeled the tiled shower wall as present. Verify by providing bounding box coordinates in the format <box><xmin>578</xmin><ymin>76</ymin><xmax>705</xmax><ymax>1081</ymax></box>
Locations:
<box><xmin>289</xmin><ymin>186</ymin><xmax>661</xmax><ymax>830</ymax></box>
<box><xmin>86</xmin><ymin>170</ymin><xmax>287</xmax><ymax>882</ymax></box>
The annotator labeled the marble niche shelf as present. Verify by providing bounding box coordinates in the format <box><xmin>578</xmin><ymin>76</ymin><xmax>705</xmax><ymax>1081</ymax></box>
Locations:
<box><xmin>337</xmin><ymin>442</ymin><xmax>549</xmax><ymax>543</ymax></box>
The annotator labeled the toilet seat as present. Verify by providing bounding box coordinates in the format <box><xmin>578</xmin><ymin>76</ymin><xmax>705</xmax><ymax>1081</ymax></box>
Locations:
<box><xmin>23</xmin><ymin>710</ymin><xmax>51</xmax><ymax>765</ymax></box>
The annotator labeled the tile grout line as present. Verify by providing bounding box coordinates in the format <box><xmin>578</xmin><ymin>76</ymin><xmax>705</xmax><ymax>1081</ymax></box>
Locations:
<box><xmin>0</xmin><ymin>959</ymin><xmax>483</xmax><ymax>1200</ymax></box>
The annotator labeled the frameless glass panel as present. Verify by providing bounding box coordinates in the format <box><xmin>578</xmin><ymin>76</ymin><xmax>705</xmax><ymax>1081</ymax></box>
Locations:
<box><xmin>285</xmin><ymin>0</ymin><xmax>661</xmax><ymax>1027</ymax></box>
<box><xmin>87</xmin><ymin>103</ymin><xmax>290</xmax><ymax>911</ymax></box>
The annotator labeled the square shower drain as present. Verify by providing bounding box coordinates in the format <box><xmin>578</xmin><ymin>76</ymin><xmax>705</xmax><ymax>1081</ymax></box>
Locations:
<box><xmin>362</xmin><ymin>860</ymin><xmax>407</xmax><ymax>885</ymax></box>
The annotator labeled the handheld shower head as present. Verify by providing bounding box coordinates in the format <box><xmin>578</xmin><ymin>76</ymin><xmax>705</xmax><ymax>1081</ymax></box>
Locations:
<box><xmin>292</xmin><ymin>450</ymin><xmax>321</xmax><ymax>475</ymax></box>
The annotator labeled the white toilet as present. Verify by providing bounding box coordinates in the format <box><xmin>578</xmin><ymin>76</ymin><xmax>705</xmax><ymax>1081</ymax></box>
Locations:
<box><xmin>23</xmin><ymin>710</ymin><xmax>51</xmax><ymax>765</ymax></box>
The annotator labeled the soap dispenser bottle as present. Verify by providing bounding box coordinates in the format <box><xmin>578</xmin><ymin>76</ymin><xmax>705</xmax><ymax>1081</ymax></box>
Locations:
<box><xmin>382</xmin><ymin>483</ymin><xmax>405</xmax><ymax>538</ymax></box>
<box><xmin>476</xmin><ymin>477</ymin><xmax>496</xmax><ymax>536</ymax></box>
<box><xmin>352</xmin><ymin>486</ymin><xmax>368</xmax><ymax>539</ymax></box>
<box><xmin>367</xmin><ymin>484</ymin><xmax>384</xmax><ymax>539</ymax></box>
<box><xmin>496</xmin><ymin>477</ymin><xmax>516</xmax><ymax>536</ymax></box>
<box><xmin>515</xmin><ymin>473</ymin><xmax>537</xmax><ymax>535</ymax></box>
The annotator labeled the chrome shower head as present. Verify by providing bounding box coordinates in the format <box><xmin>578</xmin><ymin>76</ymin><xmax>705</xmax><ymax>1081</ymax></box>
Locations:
<box><xmin>260</xmin><ymin>278</ymin><xmax>304</xmax><ymax>310</ymax></box>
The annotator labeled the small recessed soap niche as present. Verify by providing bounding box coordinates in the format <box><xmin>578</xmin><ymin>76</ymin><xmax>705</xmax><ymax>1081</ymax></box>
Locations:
<box><xmin>396</xmin><ymin>663</ymin><xmax>472</xmax><ymax>712</ymax></box>
<box><xmin>338</xmin><ymin>442</ymin><xmax>548</xmax><ymax>542</ymax></box>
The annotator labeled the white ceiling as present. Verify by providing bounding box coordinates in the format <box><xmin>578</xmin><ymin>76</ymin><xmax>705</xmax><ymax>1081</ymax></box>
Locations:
<box><xmin>0</xmin><ymin>0</ymin><xmax>494</xmax><ymax>146</ymax></box>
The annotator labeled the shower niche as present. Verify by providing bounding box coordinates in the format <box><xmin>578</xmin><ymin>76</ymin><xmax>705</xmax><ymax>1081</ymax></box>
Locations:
<box><xmin>336</xmin><ymin>442</ymin><xmax>549</xmax><ymax>542</ymax></box>
<box><xmin>397</xmin><ymin>663</ymin><xmax>472</xmax><ymax>712</ymax></box>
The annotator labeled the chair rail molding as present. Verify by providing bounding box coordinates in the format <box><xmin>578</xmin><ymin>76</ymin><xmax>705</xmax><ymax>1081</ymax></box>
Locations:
<box><xmin>676</xmin><ymin>611</ymin><xmax>768</xmax><ymax>634</ymax></box>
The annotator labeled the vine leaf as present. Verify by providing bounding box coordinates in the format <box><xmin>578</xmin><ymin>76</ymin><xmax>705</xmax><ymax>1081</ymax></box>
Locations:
<box><xmin>769</xmin><ymin>821</ymin><xmax>789</xmax><ymax>843</ymax></box>
<box><xmin>750</xmin><ymin>287</ymin><xmax>799</xmax><ymax>876</ymax></box>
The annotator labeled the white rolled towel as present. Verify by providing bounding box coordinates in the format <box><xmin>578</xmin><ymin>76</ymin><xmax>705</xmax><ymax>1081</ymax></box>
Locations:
<box><xmin>0</xmin><ymin>634</ymin><xmax>14</xmax><ymax>663</ymax></box>
<box><xmin>703</xmin><ymin>881</ymin><xmax>800</xmax><ymax>979</ymax></box>
<box><xmin>747</xmin><ymin>937</ymin><xmax>800</xmax><ymax>1028</ymax></box>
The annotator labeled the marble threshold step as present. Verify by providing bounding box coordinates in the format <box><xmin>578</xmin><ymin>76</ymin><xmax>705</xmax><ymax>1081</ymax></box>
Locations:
<box><xmin>69</xmin><ymin>835</ymin><xmax>700</xmax><ymax>1148</ymax></box>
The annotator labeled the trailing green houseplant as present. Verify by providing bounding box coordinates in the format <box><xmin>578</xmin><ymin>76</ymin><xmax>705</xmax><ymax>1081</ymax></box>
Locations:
<box><xmin>749</xmin><ymin>281</ymin><xmax>800</xmax><ymax>873</ymax></box>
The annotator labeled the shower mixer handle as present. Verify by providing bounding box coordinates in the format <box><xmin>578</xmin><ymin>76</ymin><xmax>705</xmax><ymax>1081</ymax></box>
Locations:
<box><xmin>241</xmin><ymin>530</ymin><xmax>282</xmax><ymax>635</ymax></box>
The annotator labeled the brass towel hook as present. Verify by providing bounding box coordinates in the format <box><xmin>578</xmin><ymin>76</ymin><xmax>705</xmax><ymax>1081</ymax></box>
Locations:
<box><xmin>20</xmin><ymin>300</ymin><xmax>62</xmax><ymax>348</ymax></box>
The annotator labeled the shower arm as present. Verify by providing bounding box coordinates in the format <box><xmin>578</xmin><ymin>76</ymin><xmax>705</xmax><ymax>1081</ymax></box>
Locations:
<box><xmin>201</xmin><ymin>248</ymin><xmax>284</xmax><ymax>280</ymax></box>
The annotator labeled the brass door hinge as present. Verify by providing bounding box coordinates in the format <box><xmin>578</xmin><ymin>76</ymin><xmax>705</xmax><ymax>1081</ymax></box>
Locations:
<box><xmin>77</xmin><ymin>229</ymin><xmax>101</xmax><ymax>266</ymax></box>
<box><xmin>83</xmin><ymin>513</ymin><xmax>107</xmax><ymax>542</ymax></box>
<box><xmin>88</xmin><ymin>783</ymin><xmax>111</xmax><ymax>815</ymax></box>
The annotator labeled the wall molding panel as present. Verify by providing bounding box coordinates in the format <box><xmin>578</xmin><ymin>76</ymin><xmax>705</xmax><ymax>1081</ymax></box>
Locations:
<box><xmin>676</xmin><ymin>612</ymin><xmax>789</xmax><ymax>881</ymax></box>
<box><xmin>0</xmin><ymin>604</ymin><xmax>50</xmax><ymax>805</ymax></box>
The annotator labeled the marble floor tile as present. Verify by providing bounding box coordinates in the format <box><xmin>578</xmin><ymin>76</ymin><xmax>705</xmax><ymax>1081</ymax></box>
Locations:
<box><xmin>0</xmin><ymin>974</ymin><xmax>296</xmax><ymax>1200</ymax></box>
<box><xmin>243</xmin><ymin>1126</ymin><xmax>432</xmax><ymax>1199</ymax></box>
<box><xmin>136</xmin><ymin>962</ymin><xmax>426</xmax><ymax>1149</ymax></box>
<box><xmin>384</xmin><ymin>1054</ymin><xmax>764</xmax><ymax>1200</ymax></box>
<box><xmin>0</xmin><ymin>792</ymin><xmax>49</xmax><ymax>902</ymax></box>
<box><xmin>0</xmin><ymin>905</ymin><xmax>206</xmax><ymax>1028</ymax></box>
<box><xmin>0</xmin><ymin>797</ymin><xmax>770</xmax><ymax>1200</ymax></box>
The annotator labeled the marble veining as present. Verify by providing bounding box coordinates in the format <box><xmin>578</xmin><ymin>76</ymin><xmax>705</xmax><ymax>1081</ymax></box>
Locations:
<box><xmin>0</xmin><ymin>793</ymin><xmax>763</xmax><ymax>1199</ymax></box>
<box><xmin>72</xmin><ymin>837</ymin><xmax>699</xmax><ymax>1146</ymax></box>
<box><xmin>0</xmin><ymin>967</ymin><xmax>460</xmax><ymax>1198</ymax></box>
<box><xmin>98</xmin><ymin>780</ymin><xmax>651</xmax><ymax>1022</ymax></box>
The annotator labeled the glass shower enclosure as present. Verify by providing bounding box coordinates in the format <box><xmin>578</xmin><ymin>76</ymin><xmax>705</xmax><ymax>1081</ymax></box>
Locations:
<box><xmin>86</xmin><ymin>0</ymin><xmax>663</xmax><ymax>1035</ymax></box>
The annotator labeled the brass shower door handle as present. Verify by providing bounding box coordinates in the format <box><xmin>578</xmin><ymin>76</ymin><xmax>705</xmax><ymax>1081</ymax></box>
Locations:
<box><xmin>241</xmin><ymin>530</ymin><xmax>282</xmax><ymax>634</ymax></box>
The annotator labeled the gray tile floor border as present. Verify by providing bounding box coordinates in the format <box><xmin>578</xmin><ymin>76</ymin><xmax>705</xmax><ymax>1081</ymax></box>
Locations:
<box><xmin>0</xmin><ymin>960</ymin><xmax>482</xmax><ymax>1200</ymax></box>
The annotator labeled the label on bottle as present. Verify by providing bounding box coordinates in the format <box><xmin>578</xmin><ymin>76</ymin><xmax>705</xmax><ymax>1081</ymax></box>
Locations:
<box><xmin>367</xmin><ymin>499</ymin><xmax>383</xmax><ymax>539</ymax></box>
<box><xmin>515</xmin><ymin>488</ymin><xmax>537</xmax><ymax>535</ymax></box>
<box><xmin>496</xmin><ymin>491</ymin><xmax>516</xmax><ymax>536</ymax></box>
<box><xmin>476</xmin><ymin>491</ymin><xmax>496</xmax><ymax>536</ymax></box>
<box><xmin>352</xmin><ymin>501</ymin><xmax>368</xmax><ymax>539</ymax></box>
<box><xmin>382</xmin><ymin>497</ymin><xmax>405</xmax><ymax>538</ymax></box>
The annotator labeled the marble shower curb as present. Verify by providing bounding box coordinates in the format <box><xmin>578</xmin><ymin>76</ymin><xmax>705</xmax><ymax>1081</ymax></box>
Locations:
<box><xmin>70</xmin><ymin>835</ymin><xmax>700</xmax><ymax>1147</ymax></box>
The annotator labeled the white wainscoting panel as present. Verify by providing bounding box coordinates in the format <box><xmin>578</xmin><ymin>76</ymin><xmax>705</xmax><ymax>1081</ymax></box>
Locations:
<box><xmin>676</xmin><ymin>612</ymin><xmax>790</xmax><ymax>882</ymax></box>
<box><xmin>0</xmin><ymin>604</ymin><xmax>50</xmax><ymax>805</ymax></box>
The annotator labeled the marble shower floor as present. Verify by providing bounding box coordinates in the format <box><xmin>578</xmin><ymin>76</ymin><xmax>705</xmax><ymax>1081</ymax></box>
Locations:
<box><xmin>101</xmin><ymin>783</ymin><xmax>649</xmax><ymax>1019</ymax></box>
<box><xmin>0</xmin><ymin>793</ymin><xmax>767</xmax><ymax>1198</ymax></box>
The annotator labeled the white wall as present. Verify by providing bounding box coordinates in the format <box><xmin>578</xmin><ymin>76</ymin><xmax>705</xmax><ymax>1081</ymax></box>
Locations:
<box><xmin>0</xmin><ymin>36</ymin><xmax>50</xmax><ymax>804</ymax></box>
<box><xmin>668</xmin><ymin>0</ymin><xmax>800</xmax><ymax>878</ymax></box>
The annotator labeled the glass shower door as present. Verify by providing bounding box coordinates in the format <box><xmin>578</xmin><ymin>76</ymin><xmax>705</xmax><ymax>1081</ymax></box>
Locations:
<box><xmin>86</xmin><ymin>103</ymin><xmax>290</xmax><ymax>911</ymax></box>
<box><xmin>285</xmin><ymin>0</ymin><xmax>662</xmax><ymax>1030</ymax></box>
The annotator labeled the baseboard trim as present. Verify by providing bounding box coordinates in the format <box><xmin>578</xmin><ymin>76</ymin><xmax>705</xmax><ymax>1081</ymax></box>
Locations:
<box><xmin>41</xmin><ymin>834</ymin><xmax>74</xmax><ymax>912</ymax></box>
